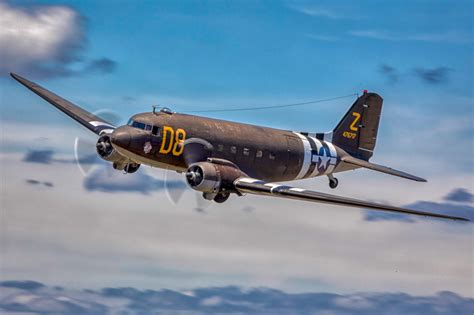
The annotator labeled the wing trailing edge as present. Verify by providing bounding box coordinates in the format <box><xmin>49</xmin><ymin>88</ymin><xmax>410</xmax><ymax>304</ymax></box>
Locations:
<box><xmin>234</xmin><ymin>178</ymin><xmax>468</xmax><ymax>221</ymax></box>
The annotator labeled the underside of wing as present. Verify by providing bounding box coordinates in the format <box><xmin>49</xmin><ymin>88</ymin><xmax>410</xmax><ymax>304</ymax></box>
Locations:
<box><xmin>234</xmin><ymin>178</ymin><xmax>469</xmax><ymax>221</ymax></box>
<box><xmin>11</xmin><ymin>73</ymin><xmax>115</xmax><ymax>135</ymax></box>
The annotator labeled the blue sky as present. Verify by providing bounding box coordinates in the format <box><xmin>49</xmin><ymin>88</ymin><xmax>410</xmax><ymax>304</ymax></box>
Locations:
<box><xmin>0</xmin><ymin>0</ymin><xmax>473</xmax><ymax>312</ymax></box>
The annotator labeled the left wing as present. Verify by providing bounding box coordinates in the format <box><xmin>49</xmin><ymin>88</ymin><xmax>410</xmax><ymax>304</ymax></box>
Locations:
<box><xmin>10</xmin><ymin>73</ymin><xmax>115</xmax><ymax>135</ymax></box>
<box><xmin>234</xmin><ymin>178</ymin><xmax>469</xmax><ymax>221</ymax></box>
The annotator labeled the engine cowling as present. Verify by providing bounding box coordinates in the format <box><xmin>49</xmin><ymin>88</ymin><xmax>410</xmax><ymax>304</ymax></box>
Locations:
<box><xmin>96</xmin><ymin>135</ymin><xmax>130</xmax><ymax>168</ymax></box>
<box><xmin>185</xmin><ymin>161</ymin><xmax>243</xmax><ymax>193</ymax></box>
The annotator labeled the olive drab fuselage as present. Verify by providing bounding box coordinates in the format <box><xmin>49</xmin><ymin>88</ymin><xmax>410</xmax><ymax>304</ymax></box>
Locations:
<box><xmin>115</xmin><ymin>111</ymin><xmax>349</xmax><ymax>182</ymax></box>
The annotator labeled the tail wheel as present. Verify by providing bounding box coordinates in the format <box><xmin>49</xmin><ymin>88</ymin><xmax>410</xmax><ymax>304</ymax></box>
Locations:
<box><xmin>329</xmin><ymin>177</ymin><xmax>338</xmax><ymax>189</ymax></box>
<box><xmin>213</xmin><ymin>192</ymin><xmax>230</xmax><ymax>203</ymax></box>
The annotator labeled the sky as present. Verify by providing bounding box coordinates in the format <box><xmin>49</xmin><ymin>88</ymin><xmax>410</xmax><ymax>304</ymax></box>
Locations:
<box><xmin>0</xmin><ymin>0</ymin><xmax>473</xmax><ymax>313</ymax></box>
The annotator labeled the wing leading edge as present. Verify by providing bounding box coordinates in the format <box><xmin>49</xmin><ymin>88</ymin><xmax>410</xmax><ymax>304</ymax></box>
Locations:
<box><xmin>234</xmin><ymin>178</ymin><xmax>469</xmax><ymax>221</ymax></box>
<box><xmin>10</xmin><ymin>73</ymin><xmax>115</xmax><ymax>135</ymax></box>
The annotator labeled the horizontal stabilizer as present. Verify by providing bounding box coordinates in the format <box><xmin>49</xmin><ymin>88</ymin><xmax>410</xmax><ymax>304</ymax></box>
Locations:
<box><xmin>341</xmin><ymin>155</ymin><xmax>427</xmax><ymax>182</ymax></box>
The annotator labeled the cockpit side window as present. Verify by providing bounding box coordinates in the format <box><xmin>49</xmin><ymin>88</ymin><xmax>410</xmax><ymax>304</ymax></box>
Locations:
<box><xmin>145</xmin><ymin>124</ymin><xmax>152</xmax><ymax>132</ymax></box>
<box><xmin>152</xmin><ymin>126</ymin><xmax>160</xmax><ymax>136</ymax></box>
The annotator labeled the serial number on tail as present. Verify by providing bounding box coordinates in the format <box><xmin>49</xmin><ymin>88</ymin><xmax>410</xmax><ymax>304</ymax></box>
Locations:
<box><xmin>343</xmin><ymin>131</ymin><xmax>357</xmax><ymax>139</ymax></box>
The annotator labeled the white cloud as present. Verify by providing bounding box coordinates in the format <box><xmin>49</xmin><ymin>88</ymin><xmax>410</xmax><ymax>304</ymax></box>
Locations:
<box><xmin>0</xmin><ymin>153</ymin><xmax>472</xmax><ymax>295</ymax></box>
<box><xmin>0</xmin><ymin>1</ymin><xmax>84</xmax><ymax>76</ymax></box>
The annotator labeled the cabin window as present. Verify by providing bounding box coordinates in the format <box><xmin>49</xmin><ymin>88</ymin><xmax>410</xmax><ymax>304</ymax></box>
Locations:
<box><xmin>243</xmin><ymin>148</ymin><xmax>250</xmax><ymax>156</ymax></box>
<box><xmin>152</xmin><ymin>126</ymin><xmax>160</xmax><ymax>136</ymax></box>
<box><xmin>217</xmin><ymin>144</ymin><xmax>224</xmax><ymax>152</ymax></box>
<box><xmin>269</xmin><ymin>152</ymin><xmax>276</xmax><ymax>160</ymax></box>
<box><xmin>256</xmin><ymin>150</ymin><xmax>263</xmax><ymax>158</ymax></box>
<box><xmin>230</xmin><ymin>146</ymin><xmax>237</xmax><ymax>154</ymax></box>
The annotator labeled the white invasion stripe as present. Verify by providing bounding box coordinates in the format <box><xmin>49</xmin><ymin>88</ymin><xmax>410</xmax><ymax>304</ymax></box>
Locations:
<box><xmin>326</xmin><ymin>141</ymin><xmax>337</xmax><ymax>157</ymax></box>
<box><xmin>324</xmin><ymin>142</ymin><xmax>338</xmax><ymax>175</ymax></box>
<box><xmin>289</xmin><ymin>188</ymin><xmax>306</xmax><ymax>192</ymax></box>
<box><xmin>309</xmin><ymin>137</ymin><xmax>323</xmax><ymax>177</ymax></box>
<box><xmin>89</xmin><ymin>121</ymin><xmax>116</xmax><ymax>128</ymax></box>
<box><xmin>264</xmin><ymin>183</ymin><xmax>282</xmax><ymax>193</ymax></box>
<box><xmin>99</xmin><ymin>129</ymin><xmax>114</xmax><ymax>135</ymax></box>
<box><xmin>293</xmin><ymin>132</ymin><xmax>312</xmax><ymax>180</ymax></box>
<box><xmin>237</xmin><ymin>177</ymin><xmax>260</xmax><ymax>183</ymax></box>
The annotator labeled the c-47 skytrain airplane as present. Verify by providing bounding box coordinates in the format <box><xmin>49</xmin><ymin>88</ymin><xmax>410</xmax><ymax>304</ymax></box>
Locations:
<box><xmin>11</xmin><ymin>73</ymin><xmax>469</xmax><ymax>221</ymax></box>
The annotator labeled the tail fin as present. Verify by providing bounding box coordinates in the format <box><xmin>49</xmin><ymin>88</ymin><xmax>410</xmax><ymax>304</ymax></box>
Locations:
<box><xmin>331</xmin><ymin>91</ymin><xmax>383</xmax><ymax>160</ymax></box>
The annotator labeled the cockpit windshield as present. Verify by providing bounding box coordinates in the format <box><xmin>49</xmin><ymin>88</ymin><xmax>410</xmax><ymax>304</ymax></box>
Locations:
<box><xmin>127</xmin><ymin>119</ymin><xmax>161</xmax><ymax>136</ymax></box>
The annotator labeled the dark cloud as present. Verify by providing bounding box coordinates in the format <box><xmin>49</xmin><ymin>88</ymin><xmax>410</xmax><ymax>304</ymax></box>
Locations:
<box><xmin>378</xmin><ymin>64</ymin><xmax>399</xmax><ymax>83</ymax></box>
<box><xmin>83</xmin><ymin>58</ymin><xmax>118</xmax><ymax>74</ymax></box>
<box><xmin>365</xmin><ymin>188</ymin><xmax>474</xmax><ymax>223</ymax></box>
<box><xmin>25</xmin><ymin>179</ymin><xmax>54</xmax><ymax>188</ymax></box>
<box><xmin>444</xmin><ymin>188</ymin><xmax>473</xmax><ymax>204</ymax></box>
<box><xmin>1</xmin><ymin>281</ymin><xmax>472</xmax><ymax>314</ymax></box>
<box><xmin>0</xmin><ymin>280</ymin><xmax>44</xmax><ymax>290</ymax></box>
<box><xmin>414</xmin><ymin>66</ymin><xmax>452</xmax><ymax>84</ymax></box>
<box><xmin>23</xmin><ymin>149</ymin><xmax>55</xmax><ymax>164</ymax></box>
<box><xmin>22</xmin><ymin>149</ymin><xmax>100</xmax><ymax>165</ymax></box>
<box><xmin>83</xmin><ymin>166</ymin><xmax>187</xmax><ymax>194</ymax></box>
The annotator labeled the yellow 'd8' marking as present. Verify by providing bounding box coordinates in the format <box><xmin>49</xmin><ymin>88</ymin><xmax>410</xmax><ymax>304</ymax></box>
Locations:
<box><xmin>172</xmin><ymin>128</ymin><xmax>186</xmax><ymax>156</ymax></box>
<box><xmin>159</xmin><ymin>126</ymin><xmax>174</xmax><ymax>154</ymax></box>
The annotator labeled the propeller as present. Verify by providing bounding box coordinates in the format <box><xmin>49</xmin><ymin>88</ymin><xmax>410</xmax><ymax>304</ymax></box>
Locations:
<box><xmin>73</xmin><ymin>109</ymin><xmax>123</xmax><ymax>176</ymax></box>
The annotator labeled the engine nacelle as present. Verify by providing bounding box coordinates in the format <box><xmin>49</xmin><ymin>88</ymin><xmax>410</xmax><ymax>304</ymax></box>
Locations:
<box><xmin>95</xmin><ymin>135</ymin><xmax>129</xmax><ymax>170</ymax></box>
<box><xmin>185</xmin><ymin>161</ymin><xmax>243</xmax><ymax>193</ymax></box>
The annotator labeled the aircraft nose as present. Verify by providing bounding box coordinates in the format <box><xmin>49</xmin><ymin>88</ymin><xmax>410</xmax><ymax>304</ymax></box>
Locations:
<box><xmin>110</xmin><ymin>126</ymin><xmax>131</xmax><ymax>148</ymax></box>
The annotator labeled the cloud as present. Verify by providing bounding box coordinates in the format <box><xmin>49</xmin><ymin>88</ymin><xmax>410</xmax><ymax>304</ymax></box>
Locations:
<box><xmin>25</xmin><ymin>179</ymin><xmax>54</xmax><ymax>188</ymax></box>
<box><xmin>0</xmin><ymin>280</ymin><xmax>44</xmax><ymax>290</ymax></box>
<box><xmin>83</xmin><ymin>165</ymin><xmax>187</xmax><ymax>194</ymax></box>
<box><xmin>0</xmin><ymin>1</ymin><xmax>117</xmax><ymax>78</ymax></box>
<box><xmin>22</xmin><ymin>148</ymin><xmax>98</xmax><ymax>165</ymax></box>
<box><xmin>414</xmin><ymin>67</ymin><xmax>452</xmax><ymax>84</ymax></box>
<box><xmin>23</xmin><ymin>149</ymin><xmax>54</xmax><ymax>164</ymax></box>
<box><xmin>305</xmin><ymin>34</ymin><xmax>340</xmax><ymax>41</ymax></box>
<box><xmin>378</xmin><ymin>64</ymin><xmax>399</xmax><ymax>83</ymax></box>
<box><xmin>365</xmin><ymin>188</ymin><xmax>474</xmax><ymax>223</ymax></box>
<box><xmin>444</xmin><ymin>188</ymin><xmax>473</xmax><ymax>203</ymax></box>
<box><xmin>290</xmin><ymin>5</ymin><xmax>350</xmax><ymax>20</ymax></box>
<box><xmin>1</xmin><ymin>281</ymin><xmax>472</xmax><ymax>314</ymax></box>
<box><xmin>83</xmin><ymin>57</ymin><xmax>118</xmax><ymax>74</ymax></box>
<box><xmin>349</xmin><ymin>30</ymin><xmax>473</xmax><ymax>44</ymax></box>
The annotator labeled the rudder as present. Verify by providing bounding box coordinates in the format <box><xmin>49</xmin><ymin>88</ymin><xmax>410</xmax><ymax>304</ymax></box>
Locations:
<box><xmin>331</xmin><ymin>91</ymin><xmax>383</xmax><ymax>160</ymax></box>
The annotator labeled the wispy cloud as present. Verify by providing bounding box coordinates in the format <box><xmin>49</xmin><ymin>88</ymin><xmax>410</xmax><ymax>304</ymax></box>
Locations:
<box><xmin>291</xmin><ymin>6</ymin><xmax>344</xmax><ymax>19</ymax></box>
<box><xmin>349</xmin><ymin>30</ymin><xmax>473</xmax><ymax>44</ymax></box>
<box><xmin>305</xmin><ymin>34</ymin><xmax>340</xmax><ymax>41</ymax></box>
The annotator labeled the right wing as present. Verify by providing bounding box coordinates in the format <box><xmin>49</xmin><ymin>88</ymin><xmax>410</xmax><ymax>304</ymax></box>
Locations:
<box><xmin>11</xmin><ymin>73</ymin><xmax>115</xmax><ymax>135</ymax></box>
<box><xmin>234</xmin><ymin>178</ymin><xmax>469</xmax><ymax>221</ymax></box>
